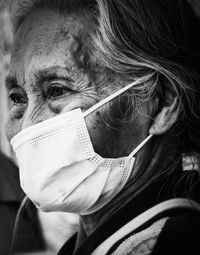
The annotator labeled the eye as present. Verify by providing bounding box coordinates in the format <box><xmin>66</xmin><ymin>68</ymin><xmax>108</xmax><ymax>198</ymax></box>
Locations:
<box><xmin>9</xmin><ymin>92</ymin><xmax>27</xmax><ymax>105</ymax></box>
<box><xmin>48</xmin><ymin>84</ymin><xmax>73</xmax><ymax>99</ymax></box>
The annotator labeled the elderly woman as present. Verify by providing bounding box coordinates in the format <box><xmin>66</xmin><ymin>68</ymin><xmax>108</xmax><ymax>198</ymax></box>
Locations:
<box><xmin>5</xmin><ymin>0</ymin><xmax>200</xmax><ymax>254</ymax></box>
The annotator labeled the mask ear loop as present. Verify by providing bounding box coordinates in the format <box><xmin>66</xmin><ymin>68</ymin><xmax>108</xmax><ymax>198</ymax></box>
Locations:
<box><xmin>82</xmin><ymin>75</ymin><xmax>154</xmax><ymax>157</ymax></box>
<box><xmin>128</xmin><ymin>134</ymin><xmax>153</xmax><ymax>158</ymax></box>
<box><xmin>83</xmin><ymin>75</ymin><xmax>152</xmax><ymax>118</ymax></box>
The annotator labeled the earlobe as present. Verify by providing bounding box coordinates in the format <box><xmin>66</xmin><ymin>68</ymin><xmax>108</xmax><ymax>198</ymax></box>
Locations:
<box><xmin>149</xmin><ymin>95</ymin><xmax>179</xmax><ymax>135</ymax></box>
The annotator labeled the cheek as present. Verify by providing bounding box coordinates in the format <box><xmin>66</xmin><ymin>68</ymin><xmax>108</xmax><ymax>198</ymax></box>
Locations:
<box><xmin>85</xmin><ymin>109</ymin><xmax>119</xmax><ymax>157</ymax></box>
<box><xmin>85</xmin><ymin>111</ymin><xmax>102</xmax><ymax>148</ymax></box>
<box><xmin>5</xmin><ymin>114</ymin><xmax>22</xmax><ymax>142</ymax></box>
<box><xmin>49</xmin><ymin>96</ymin><xmax>85</xmax><ymax>114</ymax></box>
<box><xmin>5</xmin><ymin>101</ymin><xmax>29</xmax><ymax>142</ymax></box>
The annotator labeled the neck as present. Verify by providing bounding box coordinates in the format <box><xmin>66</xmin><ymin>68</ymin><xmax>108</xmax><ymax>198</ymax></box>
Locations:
<box><xmin>79</xmin><ymin>131</ymin><xmax>181</xmax><ymax>238</ymax></box>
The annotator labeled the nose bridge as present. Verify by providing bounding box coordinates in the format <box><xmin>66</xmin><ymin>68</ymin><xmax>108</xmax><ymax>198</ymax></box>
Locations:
<box><xmin>21</xmin><ymin>103</ymin><xmax>46</xmax><ymax>130</ymax></box>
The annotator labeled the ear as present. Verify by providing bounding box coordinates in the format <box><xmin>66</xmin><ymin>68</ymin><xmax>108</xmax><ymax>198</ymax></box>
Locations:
<box><xmin>149</xmin><ymin>82</ymin><xmax>179</xmax><ymax>135</ymax></box>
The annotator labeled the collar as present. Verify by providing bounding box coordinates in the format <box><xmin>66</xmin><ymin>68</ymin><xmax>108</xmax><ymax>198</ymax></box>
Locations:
<box><xmin>59</xmin><ymin>166</ymin><xmax>200</xmax><ymax>255</ymax></box>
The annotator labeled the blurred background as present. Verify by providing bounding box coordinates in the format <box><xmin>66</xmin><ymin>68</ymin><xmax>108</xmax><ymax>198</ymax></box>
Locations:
<box><xmin>0</xmin><ymin>0</ymin><xmax>200</xmax><ymax>159</ymax></box>
<box><xmin>0</xmin><ymin>8</ymin><xmax>12</xmax><ymax>157</ymax></box>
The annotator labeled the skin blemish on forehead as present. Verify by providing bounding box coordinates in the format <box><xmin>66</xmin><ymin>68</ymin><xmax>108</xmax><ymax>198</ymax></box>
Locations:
<box><xmin>56</xmin><ymin>18</ymin><xmax>100</xmax><ymax>83</ymax></box>
<box><xmin>50</xmin><ymin>11</ymin><xmax>106</xmax><ymax>85</ymax></box>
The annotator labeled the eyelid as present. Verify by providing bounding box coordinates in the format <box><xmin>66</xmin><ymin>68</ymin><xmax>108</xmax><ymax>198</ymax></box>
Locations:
<box><xmin>49</xmin><ymin>79</ymin><xmax>76</xmax><ymax>91</ymax></box>
<box><xmin>9</xmin><ymin>87</ymin><xmax>27</xmax><ymax>101</ymax></box>
<box><xmin>9</xmin><ymin>86</ymin><xmax>26</xmax><ymax>94</ymax></box>
<box><xmin>9</xmin><ymin>87</ymin><xmax>27</xmax><ymax>105</ymax></box>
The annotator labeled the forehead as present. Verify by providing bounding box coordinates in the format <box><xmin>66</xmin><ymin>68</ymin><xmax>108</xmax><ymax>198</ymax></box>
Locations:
<box><xmin>10</xmin><ymin>8</ymin><xmax>89</xmax><ymax>85</ymax></box>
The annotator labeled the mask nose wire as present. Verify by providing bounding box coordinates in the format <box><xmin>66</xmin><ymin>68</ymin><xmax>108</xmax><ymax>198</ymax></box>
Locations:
<box><xmin>82</xmin><ymin>75</ymin><xmax>152</xmax><ymax>118</ymax></box>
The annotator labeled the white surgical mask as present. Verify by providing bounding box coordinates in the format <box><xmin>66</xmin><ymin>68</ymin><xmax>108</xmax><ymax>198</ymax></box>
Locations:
<box><xmin>11</xmin><ymin>77</ymin><xmax>153</xmax><ymax>214</ymax></box>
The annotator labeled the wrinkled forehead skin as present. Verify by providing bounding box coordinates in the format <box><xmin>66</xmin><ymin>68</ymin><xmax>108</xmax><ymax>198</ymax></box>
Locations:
<box><xmin>10</xmin><ymin>7</ymin><xmax>96</xmax><ymax>87</ymax></box>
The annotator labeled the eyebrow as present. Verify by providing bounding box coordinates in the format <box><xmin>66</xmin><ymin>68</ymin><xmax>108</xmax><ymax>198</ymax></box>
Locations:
<box><xmin>5</xmin><ymin>75</ymin><xmax>18</xmax><ymax>90</ymax></box>
<box><xmin>5</xmin><ymin>66</ymin><xmax>75</xmax><ymax>90</ymax></box>
<box><xmin>34</xmin><ymin>66</ymin><xmax>75</xmax><ymax>86</ymax></box>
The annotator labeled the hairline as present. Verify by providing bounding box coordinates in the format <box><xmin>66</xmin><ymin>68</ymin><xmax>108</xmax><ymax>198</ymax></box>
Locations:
<box><xmin>10</xmin><ymin>0</ymin><xmax>95</xmax><ymax>34</ymax></box>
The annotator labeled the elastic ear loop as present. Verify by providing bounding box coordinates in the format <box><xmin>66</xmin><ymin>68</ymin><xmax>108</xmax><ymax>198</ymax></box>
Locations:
<box><xmin>83</xmin><ymin>75</ymin><xmax>152</xmax><ymax>118</ymax></box>
<box><xmin>83</xmin><ymin>75</ymin><xmax>153</xmax><ymax>155</ymax></box>
<box><xmin>128</xmin><ymin>134</ymin><xmax>153</xmax><ymax>158</ymax></box>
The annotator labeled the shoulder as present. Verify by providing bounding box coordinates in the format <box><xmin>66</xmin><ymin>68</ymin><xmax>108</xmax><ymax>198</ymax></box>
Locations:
<box><xmin>110</xmin><ymin>217</ymin><xmax>168</xmax><ymax>255</ymax></box>
<box><xmin>152</xmin><ymin>209</ymin><xmax>200</xmax><ymax>255</ymax></box>
<box><xmin>110</xmin><ymin>209</ymin><xmax>200</xmax><ymax>255</ymax></box>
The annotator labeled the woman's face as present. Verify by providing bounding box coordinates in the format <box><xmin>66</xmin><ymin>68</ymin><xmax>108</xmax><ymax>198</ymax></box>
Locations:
<box><xmin>6</xmin><ymin>8</ymin><xmax>152</xmax><ymax>158</ymax></box>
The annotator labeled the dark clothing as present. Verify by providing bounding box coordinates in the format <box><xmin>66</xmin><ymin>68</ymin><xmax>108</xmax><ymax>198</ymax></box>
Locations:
<box><xmin>0</xmin><ymin>152</ymin><xmax>45</xmax><ymax>255</ymax></box>
<box><xmin>58</xmin><ymin>168</ymin><xmax>200</xmax><ymax>255</ymax></box>
<box><xmin>152</xmin><ymin>210</ymin><xmax>200</xmax><ymax>255</ymax></box>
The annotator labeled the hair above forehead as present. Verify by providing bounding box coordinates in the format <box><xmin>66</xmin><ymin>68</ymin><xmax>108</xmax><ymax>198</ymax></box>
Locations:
<box><xmin>10</xmin><ymin>0</ymin><xmax>95</xmax><ymax>33</ymax></box>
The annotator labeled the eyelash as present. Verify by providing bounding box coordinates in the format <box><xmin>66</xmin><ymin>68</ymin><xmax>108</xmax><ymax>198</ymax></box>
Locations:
<box><xmin>9</xmin><ymin>91</ymin><xmax>27</xmax><ymax>105</ymax></box>
<box><xmin>47</xmin><ymin>83</ymin><xmax>75</xmax><ymax>99</ymax></box>
<box><xmin>9</xmin><ymin>82</ymin><xmax>77</xmax><ymax>105</ymax></box>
